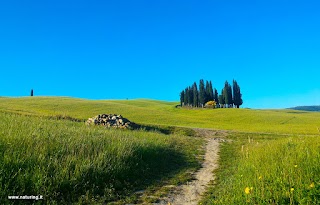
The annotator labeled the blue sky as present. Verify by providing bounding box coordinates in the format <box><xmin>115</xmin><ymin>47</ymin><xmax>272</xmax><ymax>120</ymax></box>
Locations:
<box><xmin>0</xmin><ymin>0</ymin><xmax>319</xmax><ymax>108</ymax></box>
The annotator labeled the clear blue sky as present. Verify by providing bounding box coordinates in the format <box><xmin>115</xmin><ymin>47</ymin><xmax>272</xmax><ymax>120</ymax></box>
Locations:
<box><xmin>1</xmin><ymin>0</ymin><xmax>319</xmax><ymax>108</ymax></box>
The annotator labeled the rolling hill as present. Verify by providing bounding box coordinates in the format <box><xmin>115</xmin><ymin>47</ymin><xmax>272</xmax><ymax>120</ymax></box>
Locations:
<box><xmin>288</xmin><ymin>105</ymin><xmax>320</xmax><ymax>112</ymax></box>
<box><xmin>0</xmin><ymin>97</ymin><xmax>320</xmax><ymax>135</ymax></box>
<box><xmin>0</xmin><ymin>97</ymin><xmax>319</xmax><ymax>204</ymax></box>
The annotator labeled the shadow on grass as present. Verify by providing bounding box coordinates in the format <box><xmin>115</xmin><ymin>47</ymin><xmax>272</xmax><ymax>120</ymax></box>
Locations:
<box><xmin>134</xmin><ymin>123</ymin><xmax>197</xmax><ymax>137</ymax></box>
<box><xmin>58</xmin><ymin>146</ymin><xmax>188</xmax><ymax>204</ymax></box>
<box><xmin>1</xmin><ymin>146</ymin><xmax>189</xmax><ymax>204</ymax></box>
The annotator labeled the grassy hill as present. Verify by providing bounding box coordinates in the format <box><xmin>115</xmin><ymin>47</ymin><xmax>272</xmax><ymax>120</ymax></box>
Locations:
<box><xmin>0</xmin><ymin>97</ymin><xmax>319</xmax><ymax>204</ymax></box>
<box><xmin>0</xmin><ymin>108</ymin><xmax>203</xmax><ymax>204</ymax></box>
<box><xmin>0</xmin><ymin>97</ymin><xmax>320</xmax><ymax>135</ymax></box>
<box><xmin>288</xmin><ymin>105</ymin><xmax>320</xmax><ymax>112</ymax></box>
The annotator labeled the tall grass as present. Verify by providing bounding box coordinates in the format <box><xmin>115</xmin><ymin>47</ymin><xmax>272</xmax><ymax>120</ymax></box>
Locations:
<box><xmin>0</xmin><ymin>112</ymin><xmax>203</xmax><ymax>204</ymax></box>
<box><xmin>201</xmin><ymin>133</ymin><xmax>320</xmax><ymax>204</ymax></box>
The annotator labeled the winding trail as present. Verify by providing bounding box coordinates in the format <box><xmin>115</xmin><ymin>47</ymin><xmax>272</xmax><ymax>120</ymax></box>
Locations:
<box><xmin>153</xmin><ymin>129</ymin><xmax>228</xmax><ymax>205</ymax></box>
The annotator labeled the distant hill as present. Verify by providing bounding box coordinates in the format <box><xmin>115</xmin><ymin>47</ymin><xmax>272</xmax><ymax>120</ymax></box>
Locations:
<box><xmin>288</xmin><ymin>106</ymin><xmax>320</xmax><ymax>112</ymax></box>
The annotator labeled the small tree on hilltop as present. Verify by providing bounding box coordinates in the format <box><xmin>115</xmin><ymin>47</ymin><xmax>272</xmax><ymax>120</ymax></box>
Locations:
<box><xmin>205</xmin><ymin>100</ymin><xmax>216</xmax><ymax>108</ymax></box>
<box><xmin>30</xmin><ymin>89</ymin><xmax>34</xmax><ymax>97</ymax></box>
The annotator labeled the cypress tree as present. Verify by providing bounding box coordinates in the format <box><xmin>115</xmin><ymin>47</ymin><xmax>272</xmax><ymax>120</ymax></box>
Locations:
<box><xmin>209</xmin><ymin>81</ymin><xmax>214</xmax><ymax>101</ymax></box>
<box><xmin>223</xmin><ymin>81</ymin><xmax>229</xmax><ymax>107</ymax></box>
<box><xmin>185</xmin><ymin>88</ymin><xmax>189</xmax><ymax>106</ymax></box>
<box><xmin>30</xmin><ymin>89</ymin><xmax>34</xmax><ymax>97</ymax></box>
<box><xmin>223</xmin><ymin>81</ymin><xmax>233</xmax><ymax>108</ymax></box>
<box><xmin>180</xmin><ymin>90</ymin><xmax>185</xmax><ymax>106</ymax></box>
<box><xmin>192</xmin><ymin>82</ymin><xmax>199</xmax><ymax>107</ymax></box>
<box><xmin>205</xmin><ymin>81</ymin><xmax>210</xmax><ymax>103</ymax></box>
<box><xmin>219</xmin><ymin>91</ymin><xmax>225</xmax><ymax>108</ymax></box>
<box><xmin>199</xmin><ymin>79</ymin><xmax>205</xmax><ymax>107</ymax></box>
<box><xmin>233</xmin><ymin>80</ymin><xmax>243</xmax><ymax>108</ymax></box>
<box><xmin>214</xmin><ymin>89</ymin><xmax>219</xmax><ymax>107</ymax></box>
<box><xmin>228</xmin><ymin>83</ymin><xmax>233</xmax><ymax>108</ymax></box>
<box><xmin>188</xmin><ymin>86</ymin><xmax>193</xmax><ymax>106</ymax></box>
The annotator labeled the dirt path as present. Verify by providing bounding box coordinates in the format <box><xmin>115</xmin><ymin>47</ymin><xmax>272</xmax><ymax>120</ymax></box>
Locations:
<box><xmin>153</xmin><ymin>129</ymin><xmax>227</xmax><ymax>205</ymax></box>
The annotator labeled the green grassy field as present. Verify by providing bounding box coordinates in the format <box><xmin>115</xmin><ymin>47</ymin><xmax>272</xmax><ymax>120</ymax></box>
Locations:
<box><xmin>0</xmin><ymin>97</ymin><xmax>319</xmax><ymax>204</ymax></box>
<box><xmin>1</xmin><ymin>97</ymin><xmax>320</xmax><ymax>135</ymax></box>
<box><xmin>0</xmin><ymin>112</ymin><xmax>203</xmax><ymax>204</ymax></box>
<box><xmin>201</xmin><ymin>133</ymin><xmax>320</xmax><ymax>205</ymax></box>
<box><xmin>0</xmin><ymin>113</ymin><xmax>203</xmax><ymax>204</ymax></box>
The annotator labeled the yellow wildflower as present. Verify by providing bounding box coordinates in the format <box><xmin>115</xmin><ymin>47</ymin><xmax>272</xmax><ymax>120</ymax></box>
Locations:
<box><xmin>310</xmin><ymin>182</ymin><xmax>315</xmax><ymax>188</ymax></box>
<box><xmin>290</xmin><ymin>188</ymin><xmax>294</xmax><ymax>192</ymax></box>
<box><xmin>294</xmin><ymin>165</ymin><xmax>298</xmax><ymax>168</ymax></box>
<box><xmin>258</xmin><ymin>176</ymin><xmax>262</xmax><ymax>180</ymax></box>
<box><xmin>245</xmin><ymin>187</ymin><xmax>251</xmax><ymax>194</ymax></box>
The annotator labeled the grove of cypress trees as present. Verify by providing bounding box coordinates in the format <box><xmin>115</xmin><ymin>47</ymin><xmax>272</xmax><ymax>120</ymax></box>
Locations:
<box><xmin>179</xmin><ymin>79</ymin><xmax>242</xmax><ymax>108</ymax></box>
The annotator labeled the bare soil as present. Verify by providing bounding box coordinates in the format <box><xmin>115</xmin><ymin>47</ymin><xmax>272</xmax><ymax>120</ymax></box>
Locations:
<box><xmin>152</xmin><ymin>129</ymin><xmax>228</xmax><ymax>205</ymax></box>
